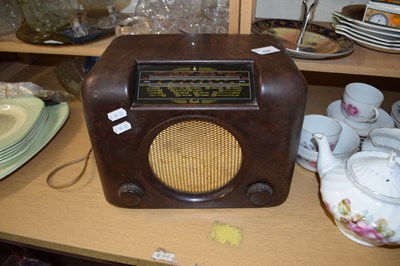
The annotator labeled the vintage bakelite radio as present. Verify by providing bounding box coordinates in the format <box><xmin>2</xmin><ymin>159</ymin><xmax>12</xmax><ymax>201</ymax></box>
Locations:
<box><xmin>82</xmin><ymin>34</ymin><xmax>307</xmax><ymax>208</ymax></box>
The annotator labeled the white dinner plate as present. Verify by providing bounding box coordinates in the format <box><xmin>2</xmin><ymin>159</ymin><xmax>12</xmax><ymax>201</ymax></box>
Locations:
<box><xmin>332</xmin><ymin>15</ymin><xmax>400</xmax><ymax>40</ymax></box>
<box><xmin>327</xmin><ymin>100</ymin><xmax>394</xmax><ymax>137</ymax></box>
<box><xmin>333</xmin><ymin>25</ymin><xmax>400</xmax><ymax>47</ymax></box>
<box><xmin>332</xmin><ymin>18</ymin><xmax>400</xmax><ymax>45</ymax></box>
<box><xmin>0</xmin><ymin>102</ymin><xmax>70</xmax><ymax>180</ymax></box>
<box><xmin>334</xmin><ymin>28</ymin><xmax>400</xmax><ymax>53</ymax></box>
<box><xmin>0</xmin><ymin>97</ymin><xmax>45</xmax><ymax>150</ymax></box>
<box><xmin>332</xmin><ymin>10</ymin><xmax>400</xmax><ymax>34</ymax></box>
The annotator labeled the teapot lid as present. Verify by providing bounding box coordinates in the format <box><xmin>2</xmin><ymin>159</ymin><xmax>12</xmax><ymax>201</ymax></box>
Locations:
<box><xmin>346</xmin><ymin>151</ymin><xmax>400</xmax><ymax>204</ymax></box>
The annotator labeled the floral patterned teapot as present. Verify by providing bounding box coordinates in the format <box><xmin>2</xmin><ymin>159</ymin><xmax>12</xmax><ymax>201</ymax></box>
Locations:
<box><xmin>313</xmin><ymin>133</ymin><xmax>400</xmax><ymax>246</ymax></box>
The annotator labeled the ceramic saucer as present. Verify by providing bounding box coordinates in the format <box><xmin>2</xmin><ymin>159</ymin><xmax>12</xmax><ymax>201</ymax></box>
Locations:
<box><xmin>326</xmin><ymin>100</ymin><xmax>394</xmax><ymax>137</ymax></box>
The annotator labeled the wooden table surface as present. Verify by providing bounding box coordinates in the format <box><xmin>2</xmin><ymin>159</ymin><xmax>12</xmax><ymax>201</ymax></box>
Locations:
<box><xmin>0</xmin><ymin>64</ymin><xmax>399</xmax><ymax>266</ymax></box>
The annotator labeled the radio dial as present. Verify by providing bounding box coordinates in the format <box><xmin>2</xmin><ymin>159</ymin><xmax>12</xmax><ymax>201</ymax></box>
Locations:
<box><xmin>247</xmin><ymin>183</ymin><xmax>273</xmax><ymax>206</ymax></box>
<box><xmin>118</xmin><ymin>183</ymin><xmax>145</xmax><ymax>207</ymax></box>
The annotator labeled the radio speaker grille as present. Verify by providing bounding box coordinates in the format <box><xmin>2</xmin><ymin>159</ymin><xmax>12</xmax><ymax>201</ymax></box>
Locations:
<box><xmin>148</xmin><ymin>120</ymin><xmax>243</xmax><ymax>193</ymax></box>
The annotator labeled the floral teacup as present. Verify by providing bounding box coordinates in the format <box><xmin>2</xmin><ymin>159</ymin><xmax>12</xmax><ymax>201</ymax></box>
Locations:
<box><xmin>341</xmin><ymin>82</ymin><xmax>384</xmax><ymax>123</ymax></box>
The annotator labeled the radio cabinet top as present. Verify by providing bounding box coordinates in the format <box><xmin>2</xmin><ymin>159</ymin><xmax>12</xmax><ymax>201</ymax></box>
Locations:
<box><xmin>82</xmin><ymin>34</ymin><xmax>308</xmax><ymax>208</ymax></box>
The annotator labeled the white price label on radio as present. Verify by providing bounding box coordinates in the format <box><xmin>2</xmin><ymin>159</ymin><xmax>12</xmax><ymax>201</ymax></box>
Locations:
<box><xmin>113</xmin><ymin>121</ymin><xmax>132</xmax><ymax>135</ymax></box>
<box><xmin>251</xmin><ymin>46</ymin><xmax>280</xmax><ymax>55</ymax></box>
<box><xmin>107</xmin><ymin>108</ymin><xmax>127</xmax><ymax>121</ymax></box>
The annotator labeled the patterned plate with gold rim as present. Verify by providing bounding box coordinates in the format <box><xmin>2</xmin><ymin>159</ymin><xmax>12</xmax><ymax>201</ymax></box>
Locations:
<box><xmin>252</xmin><ymin>19</ymin><xmax>354</xmax><ymax>59</ymax></box>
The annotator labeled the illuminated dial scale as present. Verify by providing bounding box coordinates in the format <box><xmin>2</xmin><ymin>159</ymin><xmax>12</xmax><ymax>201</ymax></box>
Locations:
<box><xmin>135</xmin><ymin>65</ymin><xmax>254</xmax><ymax>104</ymax></box>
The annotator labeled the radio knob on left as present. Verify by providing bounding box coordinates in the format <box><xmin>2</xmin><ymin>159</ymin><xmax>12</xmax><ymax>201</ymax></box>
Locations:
<box><xmin>118</xmin><ymin>183</ymin><xmax>145</xmax><ymax>207</ymax></box>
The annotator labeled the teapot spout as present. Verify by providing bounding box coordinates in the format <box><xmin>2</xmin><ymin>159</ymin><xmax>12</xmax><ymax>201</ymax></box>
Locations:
<box><xmin>313</xmin><ymin>133</ymin><xmax>342</xmax><ymax>177</ymax></box>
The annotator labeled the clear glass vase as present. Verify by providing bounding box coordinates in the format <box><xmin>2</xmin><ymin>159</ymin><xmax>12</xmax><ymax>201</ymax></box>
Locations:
<box><xmin>135</xmin><ymin>0</ymin><xmax>183</xmax><ymax>34</ymax></box>
<box><xmin>0</xmin><ymin>0</ymin><xmax>23</xmax><ymax>37</ymax></box>
<box><xmin>179</xmin><ymin>0</ymin><xmax>229</xmax><ymax>34</ymax></box>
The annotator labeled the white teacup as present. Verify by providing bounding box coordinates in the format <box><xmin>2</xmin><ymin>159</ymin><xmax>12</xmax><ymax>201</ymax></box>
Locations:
<box><xmin>341</xmin><ymin>83</ymin><xmax>384</xmax><ymax>123</ymax></box>
<box><xmin>300</xmin><ymin>115</ymin><xmax>342</xmax><ymax>152</ymax></box>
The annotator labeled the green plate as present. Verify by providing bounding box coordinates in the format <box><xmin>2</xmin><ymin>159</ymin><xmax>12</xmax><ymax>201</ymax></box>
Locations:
<box><xmin>0</xmin><ymin>108</ymin><xmax>48</xmax><ymax>162</ymax></box>
<box><xmin>0</xmin><ymin>97</ymin><xmax>45</xmax><ymax>150</ymax></box>
<box><xmin>0</xmin><ymin>102</ymin><xmax>70</xmax><ymax>180</ymax></box>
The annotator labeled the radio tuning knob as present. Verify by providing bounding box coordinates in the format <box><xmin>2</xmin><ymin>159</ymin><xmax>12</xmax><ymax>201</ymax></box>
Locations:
<box><xmin>247</xmin><ymin>182</ymin><xmax>273</xmax><ymax>207</ymax></box>
<box><xmin>118</xmin><ymin>183</ymin><xmax>145</xmax><ymax>207</ymax></box>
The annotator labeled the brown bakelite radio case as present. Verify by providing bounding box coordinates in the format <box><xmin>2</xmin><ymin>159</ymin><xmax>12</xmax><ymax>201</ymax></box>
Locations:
<box><xmin>82</xmin><ymin>34</ymin><xmax>307</xmax><ymax>208</ymax></box>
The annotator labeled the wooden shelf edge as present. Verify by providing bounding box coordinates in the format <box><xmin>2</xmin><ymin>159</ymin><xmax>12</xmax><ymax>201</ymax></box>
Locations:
<box><xmin>1</xmin><ymin>32</ymin><xmax>399</xmax><ymax>78</ymax></box>
<box><xmin>293</xmin><ymin>41</ymin><xmax>400</xmax><ymax>78</ymax></box>
<box><xmin>0</xmin><ymin>34</ymin><xmax>112</xmax><ymax>56</ymax></box>
<box><xmin>294</xmin><ymin>59</ymin><xmax>400</xmax><ymax>78</ymax></box>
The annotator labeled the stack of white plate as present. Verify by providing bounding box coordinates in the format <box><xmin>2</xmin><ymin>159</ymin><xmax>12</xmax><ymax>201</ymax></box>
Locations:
<box><xmin>332</xmin><ymin>5</ymin><xmax>400</xmax><ymax>53</ymax></box>
<box><xmin>0</xmin><ymin>97</ymin><xmax>48</xmax><ymax>164</ymax></box>
<box><xmin>390</xmin><ymin>100</ymin><xmax>400</xmax><ymax>127</ymax></box>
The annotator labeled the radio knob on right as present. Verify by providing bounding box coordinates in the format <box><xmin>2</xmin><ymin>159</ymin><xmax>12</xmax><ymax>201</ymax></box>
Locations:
<box><xmin>247</xmin><ymin>182</ymin><xmax>274</xmax><ymax>207</ymax></box>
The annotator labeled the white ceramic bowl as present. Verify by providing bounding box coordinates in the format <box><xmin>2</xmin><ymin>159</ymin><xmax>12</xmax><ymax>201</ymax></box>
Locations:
<box><xmin>297</xmin><ymin>120</ymin><xmax>360</xmax><ymax>172</ymax></box>
<box><xmin>362</xmin><ymin>128</ymin><xmax>400</xmax><ymax>155</ymax></box>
